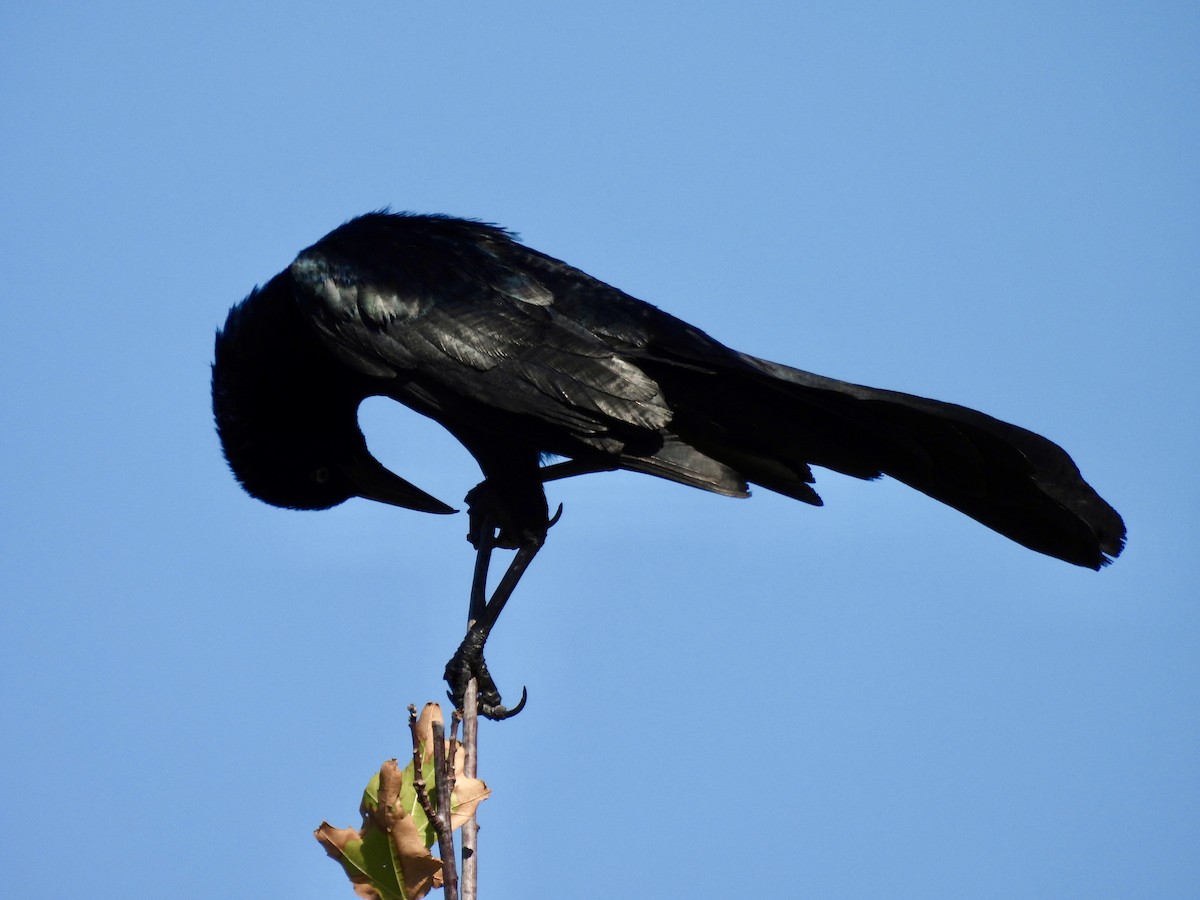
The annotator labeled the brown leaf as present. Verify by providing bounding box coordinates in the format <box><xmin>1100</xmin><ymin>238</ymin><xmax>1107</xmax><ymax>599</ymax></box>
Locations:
<box><xmin>418</xmin><ymin>705</ymin><xmax>491</xmax><ymax>829</ymax></box>
<box><xmin>449</xmin><ymin>776</ymin><xmax>490</xmax><ymax>830</ymax></box>
<box><xmin>432</xmin><ymin>707</ymin><xmax>492</xmax><ymax>830</ymax></box>
<box><xmin>316</xmin><ymin>703</ymin><xmax>492</xmax><ymax>897</ymax></box>
<box><xmin>316</xmin><ymin>759</ymin><xmax>445</xmax><ymax>900</ymax></box>
<box><xmin>314</xmin><ymin>822</ymin><xmax>385</xmax><ymax>900</ymax></box>
<box><xmin>413</xmin><ymin>703</ymin><xmax>442</xmax><ymax>760</ymax></box>
<box><xmin>374</xmin><ymin>760</ymin><xmax>444</xmax><ymax>898</ymax></box>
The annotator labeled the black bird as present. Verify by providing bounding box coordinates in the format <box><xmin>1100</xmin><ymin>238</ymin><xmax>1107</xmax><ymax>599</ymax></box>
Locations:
<box><xmin>213</xmin><ymin>212</ymin><xmax>1125</xmax><ymax>717</ymax></box>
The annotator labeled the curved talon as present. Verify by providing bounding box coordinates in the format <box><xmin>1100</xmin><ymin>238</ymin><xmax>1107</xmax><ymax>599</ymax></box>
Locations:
<box><xmin>479</xmin><ymin>686</ymin><xmax>527</xmax><ymax>721</ymax></box>
<box><xmin>547</xmin><ymin>503</ymin><xmax>565</xmax><ymax>530</ymax></box>
<box><xmin>447</xmin><ymin>682</ymin><xmax>528</xmax><ymax>721</ymax></box>
<box><xmin>445</xmin><ymin>630</ymin><xmax>528</xmax><ymax>720</ymax></box>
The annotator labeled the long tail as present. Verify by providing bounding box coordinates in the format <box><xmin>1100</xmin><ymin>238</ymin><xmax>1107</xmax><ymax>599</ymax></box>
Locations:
<box><xmin>633</xmin><ymin>352</ymin><xmax>1125</xmax><ymax>569</ymax></box>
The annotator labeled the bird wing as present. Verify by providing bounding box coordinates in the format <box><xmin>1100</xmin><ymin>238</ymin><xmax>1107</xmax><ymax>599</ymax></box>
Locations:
<box><xmin>286</xmin><ymin>216</ymin><xmax>681</xmax><ymax>441</ymax></box>
<box><xmin>284</xmin><ymin>214</ymin><xmax>764</xmax><ymax>496</ymax></box>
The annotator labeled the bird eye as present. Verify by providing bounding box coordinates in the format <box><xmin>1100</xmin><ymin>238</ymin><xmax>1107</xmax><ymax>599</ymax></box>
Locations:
<box><xmin>312</xmin><ymin>466</ymin><xmax>331</xmax><ymax>484</ymax></box>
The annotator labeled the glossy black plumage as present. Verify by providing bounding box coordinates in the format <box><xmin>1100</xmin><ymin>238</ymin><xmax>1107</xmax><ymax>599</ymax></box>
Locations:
<box><xmin>213</xmin><ymin>212</ymin><xmax>1125</xmax><ymax>569</ymax></box>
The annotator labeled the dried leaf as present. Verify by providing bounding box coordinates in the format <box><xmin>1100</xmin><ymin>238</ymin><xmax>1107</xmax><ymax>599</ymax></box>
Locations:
<box><xmin>414</xmin><ymin>703</ymin><xmax>442</xmax><ymax>756</ymax></box>
<box><xmin>369</xmin><ymin>705</ymin><xmax>491</xmax><ymax>843</ymax></box>
<box><xmin>317</xmin><ymin>760</ymin><xmax>444</xmax><ymax>900</ymax></box>
<box><xmin>318</xmin><ymin>703</ymin><xmax>492</xmax><ymax>897</ymax></box>
<box><xmin>375</xmin><ymin>760</ymin><xmax>444</xmax><ymax>898</ymax></box>
<box><xmin>449</xmin><ymin>775</ymin><xmax>489</xmax><ymax>830</ymax></box>
<box><xmin>314</xmin><ymin>822</ymin><xmax>388</xmax><ymax>900</ymax></box>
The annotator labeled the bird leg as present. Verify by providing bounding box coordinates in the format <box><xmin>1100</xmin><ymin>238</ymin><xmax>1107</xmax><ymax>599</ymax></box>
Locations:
<box><xmin>445</xmin><ymin>501</ymin><xmax>547</xmax><ymax>720</ymax></box>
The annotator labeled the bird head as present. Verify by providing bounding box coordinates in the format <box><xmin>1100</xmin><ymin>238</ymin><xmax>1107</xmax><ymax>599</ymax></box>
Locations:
<box><xmin>211</xmin><ymin>276</ymin><xmax>455</xmax><ymax>515</ymax></box>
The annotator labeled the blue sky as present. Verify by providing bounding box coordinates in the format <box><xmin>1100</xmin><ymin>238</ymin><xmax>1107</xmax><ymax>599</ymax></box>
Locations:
<box><xmin>2</xmin><ymin>3</ymin><xmax>1196</xmax><ymax>898</ymax></box>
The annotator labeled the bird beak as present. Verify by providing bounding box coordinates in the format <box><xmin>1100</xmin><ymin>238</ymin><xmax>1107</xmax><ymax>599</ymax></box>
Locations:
<box><xmin>339</xmin><ymin>454</ymin><xmax>457</xmax><ymax>515</ymax></box>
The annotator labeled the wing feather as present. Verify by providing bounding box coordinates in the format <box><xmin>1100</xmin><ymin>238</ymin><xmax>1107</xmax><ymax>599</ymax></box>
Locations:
<box><xmin>288</xmin><ymin>223</ymin><xmax>674</xmax><ymax>440</ymax></box>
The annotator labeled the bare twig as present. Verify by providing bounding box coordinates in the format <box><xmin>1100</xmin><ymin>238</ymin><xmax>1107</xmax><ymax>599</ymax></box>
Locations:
<box><xmin>435</xmin><ymin>719</ymin><xmax>457</xmax><ymax>822</ymax></box>
<box><xmin>407</xmin><ymin>705</ymin><xmax>458</xmax><ymax>900</ymax></box>
<box><xmin>407</xmin><ymin>705</ymin><xmax>438</xmax><ymax>828</ymax></box>
<box><xmin>431</xmin><ymin>720</ymin><xmax>458</xmax><ymax>900</ymax></box>
<box><xmin>461</xmin><ymin>677</ymin><xmax>479</xmax><ymax>900</ymax></box>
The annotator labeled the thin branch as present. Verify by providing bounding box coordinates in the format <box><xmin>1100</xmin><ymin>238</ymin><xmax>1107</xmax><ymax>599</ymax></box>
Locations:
<box><xmin>437</xmin><ymin>718</ymin><xmax>457</xmax><ymax>823</ymax></box>
<box><xmin>407</xmin><ymin>706</ymin><xmax>459</xmax><ymax>899</ymax></box>
<box><xmin>407</xmin><ymin>705</ymin><xmax>438</xmax><ymax>828</ymax></box>
<box><xmin>431</xmin><ymin>720</ymin><xmax>458</xmax><ymax>900</ymax></box>
<box><xmin>461</xmin><ymin>677</ymin><xmax>479</xmax><ymax>900</ymax></box>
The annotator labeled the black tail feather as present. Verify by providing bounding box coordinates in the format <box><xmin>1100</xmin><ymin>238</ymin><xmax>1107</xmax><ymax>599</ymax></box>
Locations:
<box><xmin>646</xmin><ymin>352</ymin><xmax>1125</xmax><ymax>569</ymax></box>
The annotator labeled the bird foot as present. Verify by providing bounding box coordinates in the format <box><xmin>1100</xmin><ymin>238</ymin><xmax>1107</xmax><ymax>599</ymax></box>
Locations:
<box><xmin>444</xmin><ymin>626</ymin><xmax>527</xmax><ymax>721</ymax></box>
<box><xmin>464</xmin><ymin>482</ymin><xmax>519</xmax><ymax>550</ymax></box>
<box><xmin>464</xmin><ymin>482</ymin><xmax>560</xmax><ymax>551</ymax></box>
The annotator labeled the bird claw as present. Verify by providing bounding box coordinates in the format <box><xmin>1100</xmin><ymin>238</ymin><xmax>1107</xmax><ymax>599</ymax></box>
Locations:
<box><xmin>481</xmin><ymin>686</ymin><xmax>528</xmax><ymax>721</ymax></box>
<box><xmin>443</xmin><ymin>685</ymin><xmax>527</xmax><ymax>721</ymax></box>
<box><xmin>465</xmin><ymin>482</ymin><xmax>558</xmax><ymax>551</ymax></box>
<box><xmin>464</xmin><ymin>483</ymin><xmax>501</xmax><ymax>550</ymax></box>
<box><xmin>444</xmin><ymin>628</ymin><xmax>528</xmax><ymax>721</ymax></box>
